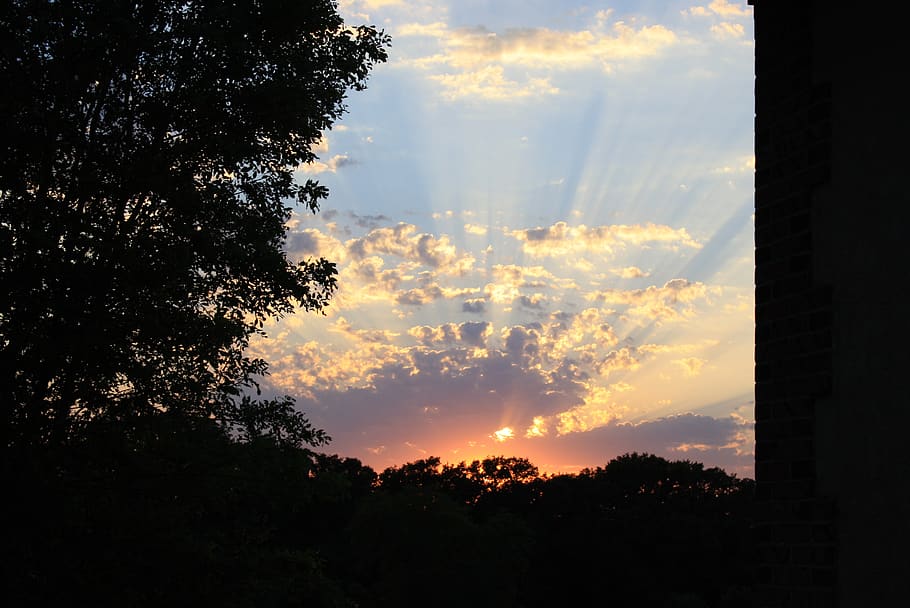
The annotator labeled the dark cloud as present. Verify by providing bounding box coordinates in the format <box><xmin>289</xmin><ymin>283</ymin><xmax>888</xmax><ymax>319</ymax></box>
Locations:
<box><xmin>462</xmin><ymin>298</ymin><xmax>487</xmax><ymax>314</ymax></box>
<box><xmin>503</xmin><ymin>323</ymin><xmax>543</xmax><ymax>362</ymax></box>
<box><xmin>332</xmin><ymin>155</ymin><xmax>358</xmax><ymax>169</ymax></box>
<box><xmin>345</xmin><ymin>210</ymin><xmax>391</xmax><ymax>230</ymax></box>
<box><xmin>287</xmin><ymin>231</ymin><xmax>320</xmax><ymax>256</ymax></box>
<box><xmin>517</xmin><ymin>413</ymin><xmax>754</xmax><ymax>477</ymax></box>
<box><xmin>281</xmin><ymin>348</ymin><xmax>588</xmax><ymax>469</ymax></box>
<box><xmin>458</xmin><ymin>321</ymin><xmax>491</xmax><ymax>347</ymax></box>
<box><xmin>517</xmin><ymin>294</ymin><xmax>546</xmax><ymax>310</ymax></box>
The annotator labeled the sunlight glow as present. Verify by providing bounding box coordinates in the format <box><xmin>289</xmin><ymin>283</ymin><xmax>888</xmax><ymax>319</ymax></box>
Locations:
<box><xmin>493</xmin><ymin>427</ymin><xmax>515</xmax><ymax>442</ymax></box>
<box><xmin>250</xmin><ymin>0</ymin><xmax>756</xmax><ymax>479</ymax></box>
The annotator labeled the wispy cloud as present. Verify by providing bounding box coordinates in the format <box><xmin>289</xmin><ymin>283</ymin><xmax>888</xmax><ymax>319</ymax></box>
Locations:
<box><xmin>297</xmin><ymin>154</ymin><xmax>356</xmax><ymax>174</ymax></box>
<box><xmin>684</xmin><ymin>0</ymin><xmax>751</xmax><ymax>18</ymax></box>
<box><xmin>511</xmin><ymin>221</ymin><xmax>701</xmax><ymax>258</ymax></box>
<box><xmin>586</xmin><ymin>279</ymin><xmax>714</xmax><ymax>323</ymax></box>
<box><xmin>397</xmin><ymin>15</ymin><xmax>680</xmax><ymax>100</ymax></box>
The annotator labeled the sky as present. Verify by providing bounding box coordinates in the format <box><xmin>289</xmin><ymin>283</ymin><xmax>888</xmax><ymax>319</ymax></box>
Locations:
<box><xmin>250</xmin><ymin>0</ymin><xmax>756</xmax><ymax>477</ymax></box>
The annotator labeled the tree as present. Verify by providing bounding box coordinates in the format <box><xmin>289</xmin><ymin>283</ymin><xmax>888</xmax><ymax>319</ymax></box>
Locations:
<box><xmin>0</xmin><ymin>0</ymin><xmax>390</xmax><ymax>446</ymax></box>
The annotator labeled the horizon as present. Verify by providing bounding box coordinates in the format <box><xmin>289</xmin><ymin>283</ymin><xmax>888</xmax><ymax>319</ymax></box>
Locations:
<box><xmin>249</xmin><ymin>0</ymin><xmax>756</xmax><ymax>478</ymax></box>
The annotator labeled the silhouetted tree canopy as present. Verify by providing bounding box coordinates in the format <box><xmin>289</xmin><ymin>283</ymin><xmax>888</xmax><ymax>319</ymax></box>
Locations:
<box><xmin>0</xmin><ymin>0</ymin><xmax>389</xmax><ymax>446</ymax></box>
<box><xmin>4</xmin><ymin>433</ymin><xmax>756</xmax><ymax>606</ymax></box>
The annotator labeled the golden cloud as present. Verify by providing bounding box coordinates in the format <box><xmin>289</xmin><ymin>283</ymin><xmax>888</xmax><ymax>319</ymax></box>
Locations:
<box><xmin>586</xmin><ymin>279</ymin><xmax>714</xmax><ymax>322</ymax></box>
<box><xmin>418</xmin><ymin>22</ymin><xmax>678</xmax><ymax>71</ymax></box>
<box><xmin>331</xmin><ymin>316</ymin><xmax>401</xmax><ymax>344</ymax></box>
<box><xmin>596</xmin><ymin>347</ymin><xmax>641</xmax><ymax>377</ymax></box>
<box><xmin>429</xmin><ymin>65</ymin><xmax>559</xmax><ymax>101</ymax></box>
<box><xmin>685</xmin><ymin>0</ymin><xmax>751</xmax><ymax>18</ymax></box>
<box><xmin>286</xmin><ymin>228</ymin><xmax>348</xmax><ymax>264</ymax></box>
<box><xmin>613</xmin><ymin>265</ymin><xmax>650</xmax><ymax>278</ymax></box>
<box><xmin>674</xmin><ymin>357</ymin><xmax>707</xmax><ymax>377</ymax></box>
<box><xmin>401</xmin><ymin>17</ymin><xmax>679</xmax><ymax>100</ymax></box>
<box><xmin>296</xmin><ymin>154</ymin><xmax>354</xmax><ymax>174</ymax></box>
<box><xmin>408</xmin><ymin>321</ymin><xmax>493</xmax><ymax>348</ymax></box>
<box><xmin>511</xmin><ymin>221</ymin><xmax>701</xmax><ymax>257</ymax></box>
<box><xmin>711</xmin><ymin>22</ymin><xmax>745</xmax><ymax>40</ymax></box>
<box><xmin>347</xmin><ymin>223</ymin><xmax>475</xmax><ymax>275</ymax></box>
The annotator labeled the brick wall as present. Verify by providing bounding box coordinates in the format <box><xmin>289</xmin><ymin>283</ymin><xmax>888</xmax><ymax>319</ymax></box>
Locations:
<box><xmin>751</xmin><ymin>2</ymin><xmax>836</xmax><ymax>606</ymax></box>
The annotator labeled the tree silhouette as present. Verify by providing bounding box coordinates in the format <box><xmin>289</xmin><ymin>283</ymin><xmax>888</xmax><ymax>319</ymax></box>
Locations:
<box><xmin>0</xmin><ymin>0</ymin><xmax>389</xmax><ymax>446</ymax></box>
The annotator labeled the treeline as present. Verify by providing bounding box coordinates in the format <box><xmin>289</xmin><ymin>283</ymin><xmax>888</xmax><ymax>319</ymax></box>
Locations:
<box><xmin>4</xmin><ymin>417</ymin><xmax>755</xmax><ymax>607</ymax></box>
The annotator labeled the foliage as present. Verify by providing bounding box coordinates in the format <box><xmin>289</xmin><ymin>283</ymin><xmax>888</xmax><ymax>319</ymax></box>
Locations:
<box><xmin>3</xmin><ymin>416</ymin><xmax>350</xmax><ymax>607</ymax></box>
<box><xmin>4</xmin><ymin>436</ymin><xmax>755</xmax><ymax>607</ymax></box>
<box><xmin>0</xmin><ymin>0</ymin><xmax>390</xmax><ymax>446</ymax></box>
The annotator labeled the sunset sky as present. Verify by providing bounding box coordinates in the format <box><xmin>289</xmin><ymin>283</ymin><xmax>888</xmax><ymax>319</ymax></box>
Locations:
<box><xmin>250</xmin><ymin>0</ymin><xmax>756</xmax><ymax>477</ymax></box>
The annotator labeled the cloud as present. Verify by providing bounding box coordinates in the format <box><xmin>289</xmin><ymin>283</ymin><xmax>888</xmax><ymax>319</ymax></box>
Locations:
<box><xmin>395</xmin><ymin>282</ymin><xmax>477</xmax><ymax>307</ymax></box>
<box><xmin>347</xmin><ymin>211</ymin><xmax>392</xmax><ymax>230</ymax></box>
<box><xmin>685</xmin><ymin>0</ymin><xmax>751</xmax><ymax>18</ymax></box>
<box><xmin>517</xmin><ymin>294</ymin><xmax>547</xmax><ymax>310</ymax></box>
<box><xmin>674</xmin><ymin>357</ymin><xmax>707</xmax><ymax>377</ymax></box>
<box><xmin>351</xmin><ymin>0</ymin><xmax>404</xmax><ymax>8</ymax></box>
<box><xmin>596</xmin><ymin>347</ymin><xmax>641</xmax><ymax>378</ymax></box>
<box><xmin>416</xmin><ymin>22</ymin><xmax>678</xmax><ymax>72</ymax></box>
<box><xmin>492</xmin><ymin>427</ymin><xmax>514</xmax><ymax>442</ymax></box>
<box><xmin>339</xmin><ymin>0</ymin><xmax>411</xmax><ymax>20</ymax></box>
<box><xmin>408</xmin><ymin>321</ymin><xmax>493</xmax><ymax>348</ymax></box>
<box><xmin>464</xmin><ymin>223</ymin><xmax>488</xmax><ymax>236</ymax></box>
<box><xmin>252</xmin><ymin>205</ymin><xmax>752</xmax><ymax>477</ymax></box>
<box><xmin>274</xmin><ymin>345</ymin><xmax>590</xmax><ymax>467</ymax></box>
<box><xmin>501</xmin><ymin>323</ymin><xmax>544</xmax><ymax>364</ymax></box>
<box><xmin>706</xmin><ymin>0</ymin><xmax>751</xmax><ymax>17</ymax></box>
<box><xmin>344</xmin><ymin>255</ymin><xmax>406</xmax><ymax>288</ymax></box>
<box><xmin>297</xmin><ymin>154</ymin><xmax>356</xmax><ymax>174</ymax></box>
<box><xmin>586</xmin><ymin>279</ymin><xmax>714</xmax><ymax>323</ymax></box>
<box><xmin>511</xmin><ymin>221</ymin><xmax>701</xmax><ymax>257</ymax></box>
<box><xmin>613</xmin><ymin>266</ymin><xmax>650</xmax><ymax>278</ymax></box>
<box><xmin>481</xmin><ymin>263</ymin><xmax>576</xmax><ymax>308</ymax></box>
<box><xmin>525</xmin><ymin>416</ymin><xmax>548</xmax><ymax>438</ymax></box>
<box><xmin>286</xmin><ymin>228</ymin><xmax>348</xmax><ymax>264</ymax></box>
<box><xmin>458</xmin><ymin>321</ymin><xmax>493</xmax><ymax>347</ymax></box>
<box><xmin>397</xmin><ymin>21</ymin><xmax>449</xmax><ymax>38</ymax></box>
<box><xmin>347</xmin><ymin>223</ymin><xmax>475</xmax><ymax>275</ymax></box>
<box><xmin>402</xmin><ymin>17</ymin><xmax>679</xmax><ymax>100</ymax></box>
<box><xmin>525</xmin><ymin>412</ymin><xmax>754</xmax><ymax>476</ymax></box>
<box><xmin>711</xmin><ymin>22</ymin><xmax>745</xmax><ymax>40</ymax></box>
<box><xmin>637</xmin><ymin>339</ymin><xmax>719</xmax><ymax>356</ymax></box>
<box><xmin>312</xmin><ymin>134</ymin><xmax>330</xmax><ymax>154</ymax></box>
<box><xmin>712</xmin><ymin>154</ymin><xmax>755</xmax><ymax>174</ymax></box>
<box><xmin>429</xmin><ymin>65</ymin><xmax>559</xmax><ymax>101</ymax></box>
<box><xmin>462</xmin><ymin>298</ymin><xmax>487</xmax><ymax>314</ymax></box>
<box><xmin>331</xmin><ymin>317</ymin><xmax>401</xmax><ymax>344</ymax></box>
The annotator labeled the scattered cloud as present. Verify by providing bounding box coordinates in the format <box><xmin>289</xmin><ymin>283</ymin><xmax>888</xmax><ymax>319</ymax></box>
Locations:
<box><xmin>397</xmin><ymin>21</ymin><xmax>449</xmax><ymax>38</ymax></box>
<box><xmin>674</xmin><ymin>357</ymin><xmax>707</xmax><ymax>377</ymax></box>
<box><xmin>411</xmin><ymin>22</ymin><xmax>678</xmax><ymax>71</ymax></box>
<box><xmin>711</xmin><ymin>22</ymin><xmax>745</xmax><ymax>40</ymax></box>
<box><xmin>684</xmin><ymin>0</ymin><xmax>751</xmax><ymax>18</ymax></box>
<box><xmin>511</xmin><ymin>221</ymin><xmax>701</xmax><ymax>257</ymax></box>
<box><xmin>706</xmin><ymin>0</ymin><xmax>751</xmax><ymax>17</ymax></box>
<box><xmin>347</xmin><ymin>223</ymin><xmax>476</xmax><ymax>275</ymax></box>
<box><xmin>586</xmin><ymin>279</ymin><xmax>714</xmax><ymax>323</ymax></box>
<box><xmin>613</xmin><ymin>266</ymin><xmax>650</xmax><ymax>278</ymax></box>
<box><xmin>298</xmin><ymin>154</ymin><xmax>356</xmax><ymax>174</ymax></box>
<box><xmin>409</xmin><ymin>321</ymin><xmax>493</xmax><ymax>348</ymax></box>
<box><xmin>399</xmin><ymin>15</ymin><xmax>680</xmax><ymax>100</ymax></box>
<box><xmin>462</xmin><ymin>298</ymin><xmax>487</xmax><ymax>314</ymax></box>
<box><xmin>493</xmin><ymin>426</ymin><xmax>515</xmax><ymax>442</ymax></box>
<box><xmin>429</xmin><ymin>65</ymin><xmax>559</xmax><ymax>101</ymax></box>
